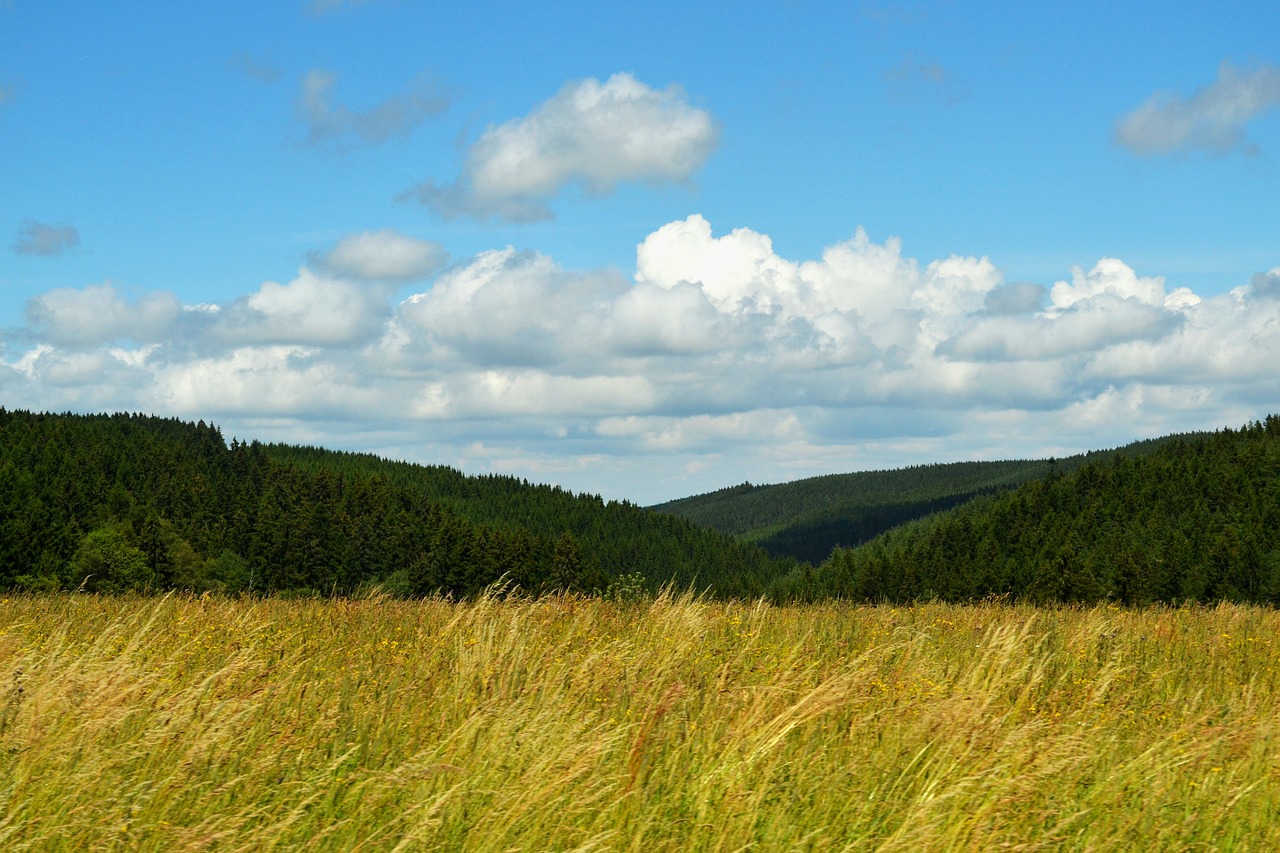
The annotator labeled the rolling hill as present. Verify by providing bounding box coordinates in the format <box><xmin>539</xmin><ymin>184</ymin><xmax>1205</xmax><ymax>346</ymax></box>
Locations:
<box><xmin>654</xmin><ymin>435</ymin><xmax>1193</xmax><ymax>563</ymax></box>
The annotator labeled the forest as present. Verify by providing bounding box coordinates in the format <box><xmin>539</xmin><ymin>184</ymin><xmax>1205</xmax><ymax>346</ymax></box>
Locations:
<box><xmin>2</xmin><ymin>407</ymin><xmax>1279</xmax><ymax>606</ymax></box>
<box><xmin>776</xmin><ymin>415</ymin><xmax>1280</xmax><ymax>605</ymax></box>
<box><xmin>0</xmin><ymin>408</ymin><xmax>787</xmax><ymax>598</ymax></box>
<box><xmin>655</xmin><ymin>434</ymin><xmax>1191</xmax><ymax>563</ymax></box>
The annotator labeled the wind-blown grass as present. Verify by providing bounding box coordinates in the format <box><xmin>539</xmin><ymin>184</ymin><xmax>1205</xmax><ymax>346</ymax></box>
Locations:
<box><xmin>1</xmin><ymin>593</ymin><xmax>1277</xmax><ymax>850</ymax></box>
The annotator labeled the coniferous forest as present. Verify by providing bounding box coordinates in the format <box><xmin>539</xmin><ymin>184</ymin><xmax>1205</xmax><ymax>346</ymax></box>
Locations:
<box><xmin>654</xmin><ymin>434</ymin><xmax>1191</xmax><ymax>563</ymax></box>
<box><xmin>0</xmin><ymin>409</ymin><xmax>787</xmax><ymax>598</ymax></box>
<box><xmin>2</xmin><ymin>407</ymin><xmax>1280</xmax><ymax>605</ymax></box>
<box><xmin>777</xmin><ymin>416</ymin><xmax>1280</xmax><ymax>605</ymax></box>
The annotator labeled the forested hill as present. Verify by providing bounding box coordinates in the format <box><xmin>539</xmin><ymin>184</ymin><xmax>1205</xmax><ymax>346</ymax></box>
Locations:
<box><xmin>771</xmin><ymin>417</ymin><xmax>1280</xmax><ymax>605</ymax></box>
<box><xmin>654</xmin><ymin>436</ymin><xmax>1187</xmax><ymax>564</ymax></box>
<box><xmin>263</xmin><ymin>443</ymin><xmax>791</xmax><ymax>596</ymax></box>
<box><xmin>0</xmin><ymin>409</ymin><xmax>789</xmax><ymax>597</ymax></box>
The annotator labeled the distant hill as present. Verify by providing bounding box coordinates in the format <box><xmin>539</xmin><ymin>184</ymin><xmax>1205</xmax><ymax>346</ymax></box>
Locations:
<box><xmin>654</xmin><ymin>435</ymin><xmax>1191</xmax><ymax>563</ymax></box>
<box><xmin>0</xmin><ymin>409</ymin><xmax>790</xmax><ymax>598</ymax></box>
<box><xmin>770</xmin><ymin>417</ymin><xmax>1280</xmax><ymax>605</ymax></box>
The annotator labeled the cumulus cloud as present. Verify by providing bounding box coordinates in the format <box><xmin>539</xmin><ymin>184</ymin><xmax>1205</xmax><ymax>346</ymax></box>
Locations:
<box><xmin>1250</xmin><ymin>267</ymin><xmax>1280</xmax><ymax>299</ymax></box>
<box><xmin>1048</xmin><ymin>257</ymin><xmax>1197</xmax><ymax>311</ymax></box>
<box><xmin>214</xmin><ymin>267</ymin><xmax>395</xmax><ymax>347</ymax></box>
<box><xmin>14</xmin><ymin>220</ymin><xmax>80</xmax><ymax>256</ymax></box>
<box><xmin>4</xmin><ymin>217</ymin><xmax>1278</xmax><ymax>504</ymax></box>
<box><xmin>155</xmin><ymin>346</ymin><xmax>385</xmax><ymax>417</ymax></box>
<box><xmin>401</xmin><ymin>73</ymin><xmax>718</xmax><ymax>222</ymax></box>
<box><xmin>942</xmin><ymin>294</ymin><xmax>1181</xmax><ymax>362</ymax></box>
<box><xmin>298</xmin><ymin>69</ymin><xmax>448</xmax><ymax>148</ymax></box>
<box><xmin>310</xmin><ymin>229</ymin><xmax>446</xmax><ymax>282</ymax></box>
<box><xmin>394</xmin><ymin>247</ymin><xmax>629</xmax><ymax>367</ymax></box>
<box><xmin>983</xmin><ymin>282</ymin><xmax>1045</xmax><ymax>315</ymax></box>
<box><xmin>26</xmin><ymin>283</ymin><xmax>180</xmax><ymax>346</ymax></box>
<box><xmin>1115</xmin><ymin>62</ymin><xmax>1280</xmax><ymax>156</ymax></box>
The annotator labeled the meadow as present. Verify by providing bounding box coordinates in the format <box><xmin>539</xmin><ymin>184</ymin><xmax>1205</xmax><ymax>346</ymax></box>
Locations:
<box><xmin>1</xmin><ymin>593</ymin><xmax>1277</xmax><ymax>851</ymax></box>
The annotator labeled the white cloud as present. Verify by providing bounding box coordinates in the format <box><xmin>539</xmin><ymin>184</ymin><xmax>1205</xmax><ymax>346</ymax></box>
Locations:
<box><xmin>408</xmin><ymin>370</ymin><xmax>657</xmax><ymax>420</ymax></box>
<box><xmin>597</xmin><ymin>410</ymin><xmax>805</xmax><ymax>452</ymax></box>
<box><xmin>14</xmin><ymin>220</ymin><xmax>80</xmax><ymax>256</ymax></box>
<box><xmin>607</xmin><ymin>281</ymin><xmax>729</xmax><ymax>356</ymax></box>
<box><xmin>1049</xmin><ymin>258</ymin><xmax>1174</xmax><ymax>310</ymax></box>
<box><xmin>394</xmin><ymin>247</ymin><xmax>627</xmax><ymax>367</ymax></box>
<box><xmin>298</xmin><ymin>69</ymin><xmax>448</xmax><ymax>149</ymax></box>
<box><xmin>26</xmin><ymin>282</ymin><xmax>180</xmax><ymax>346</ymax></box>
<box><xmin>311</xmin><ymin>229</ymin><xmax>446</xmax><ymax>282</ymax></box>
<box><xmin>155</xmin><ymin>346</ymin><xmax>384</xmax><ymax>417</ymax></box>
<box><xmin>5</xmin><ymin>218</ymin><xmax>1278</xmax><ymax>504</ymax></box>
<box><xmin>636</xmin><ymin>214</ymin><xmax>1001</xmax><ymax>353</ymax></box>
<box><xmin>636</xmin><ymin>214</ymin><xmax>803</xmax><ymax>315</ymax></box>
<box><xmin>1115</xmin><ymin>62</ymin><xmax>1280</xmax><ymax>156</ymax></box>
<box><xmin>401</xmin><ymin>73</ymin><xmax>718</xmax><ymax>222</ymax></box>
<box><xmin>215</xmin><ymin>267</ymin><xmax>394</xmax><ymax>347</ymax></box>
<box><xmin>942</xmin><ymin>296</ymin><xmax>1180</xmax><ymax>362</ymax></box>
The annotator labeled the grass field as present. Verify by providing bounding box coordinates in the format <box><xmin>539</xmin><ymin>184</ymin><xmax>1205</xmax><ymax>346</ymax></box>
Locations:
<box><xmin>1</xmin><ymin>592</ymin><xmax>1278</xmax><ymax>851</ymax></box>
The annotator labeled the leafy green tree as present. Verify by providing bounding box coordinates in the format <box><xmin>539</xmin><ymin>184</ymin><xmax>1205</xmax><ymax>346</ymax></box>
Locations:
<box><xmin>204</xmin><ymin>550</ymin><xmax>253</xmax><ymax>593</ymax></box>
<box><xmin>69</xmin><ymin>528</ymin><xmax>154</xmax><ymax>593</ymax></box>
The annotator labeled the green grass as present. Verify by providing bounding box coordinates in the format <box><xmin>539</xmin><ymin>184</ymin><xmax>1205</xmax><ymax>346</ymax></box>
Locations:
<box><xmin>1</xmin><ymin>593</ymin><xmax>1278</xmax><ymax>850</ymax></box>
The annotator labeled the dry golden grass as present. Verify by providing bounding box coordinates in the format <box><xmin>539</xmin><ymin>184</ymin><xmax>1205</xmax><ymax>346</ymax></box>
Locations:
<box><xmin>1</xmin><ymin>592</ymin><xmax>1278</xmax><ymax>850</ymax></box>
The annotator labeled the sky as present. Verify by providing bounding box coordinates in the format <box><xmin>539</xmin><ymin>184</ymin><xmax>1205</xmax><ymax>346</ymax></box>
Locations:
<box><xmin>2</xmin><ymin>0</ymin><xmax>1279</xmax><ymax>505</ymax></box>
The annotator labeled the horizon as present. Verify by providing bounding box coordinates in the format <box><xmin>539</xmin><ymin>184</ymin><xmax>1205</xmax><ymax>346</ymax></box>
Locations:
<box><xmin>2</xmin><ymin>1</ymin><xmax>1278</xmax><ymax>505</ymax></box>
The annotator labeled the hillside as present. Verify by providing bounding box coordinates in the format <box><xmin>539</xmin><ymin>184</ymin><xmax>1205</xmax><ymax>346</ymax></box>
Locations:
<box><xmin>263</xmin><ymin>443</ymin><xmax>792</xmax><ymax>596</ymax></box>
<box><xmin>0</xmin><ymin>409</ymin><xmax>789</xmax><ymax>598</ymax></box>
<box><xmin>772</xmin><ymin>416</ymin><xmax>1280</xmax><ymax>605</ymax></box>
<box><xmin>5</xmin><ymin>408</ymin><xmax>1272</xmax><ymax>606</ymax></box>
<box><xmin>655</xmin><ymin>435</ymin><xmax>1189</xmax><ymax>563</ymax></box>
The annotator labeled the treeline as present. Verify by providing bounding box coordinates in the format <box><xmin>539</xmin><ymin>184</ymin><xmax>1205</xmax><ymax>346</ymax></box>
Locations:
<box><xmin>773</xmin><ymin>417</ymin><xmax>1280</xmax><ymax>605</ymax></box>
<box><xmin>0</xmin><ymin>409</ymin><xmax>788</xmax><ymax>597</ymax></box>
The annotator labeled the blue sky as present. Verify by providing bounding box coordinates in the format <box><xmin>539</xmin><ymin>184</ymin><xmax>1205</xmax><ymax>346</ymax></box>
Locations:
<box><xmin>2</xmin><ymin>0</ymin><xmax>1279</xmax><ymax>504</ymax></box>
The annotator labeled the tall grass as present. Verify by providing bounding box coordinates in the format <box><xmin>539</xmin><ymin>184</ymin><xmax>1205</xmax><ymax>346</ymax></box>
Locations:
<box><xmin>0</xmin><ymin>592</ymin><xmax>1277</xmax><ymax>850</ymax></box>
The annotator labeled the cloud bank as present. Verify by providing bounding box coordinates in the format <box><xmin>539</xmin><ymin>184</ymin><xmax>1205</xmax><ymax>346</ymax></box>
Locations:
<box><xmin>401</xmin><ymin>73</ymin><xmax>719</xmax><ymax>222</ymax></box>
<box><xmin>3</xmin><ymin>218</ymin><xmax>1275</xmax><ymax>503</ymax></box>
<box><xmin>1116</xmin><ymin>62</ymin><xmax>1280</xmax><ymax>156</ymax></box>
